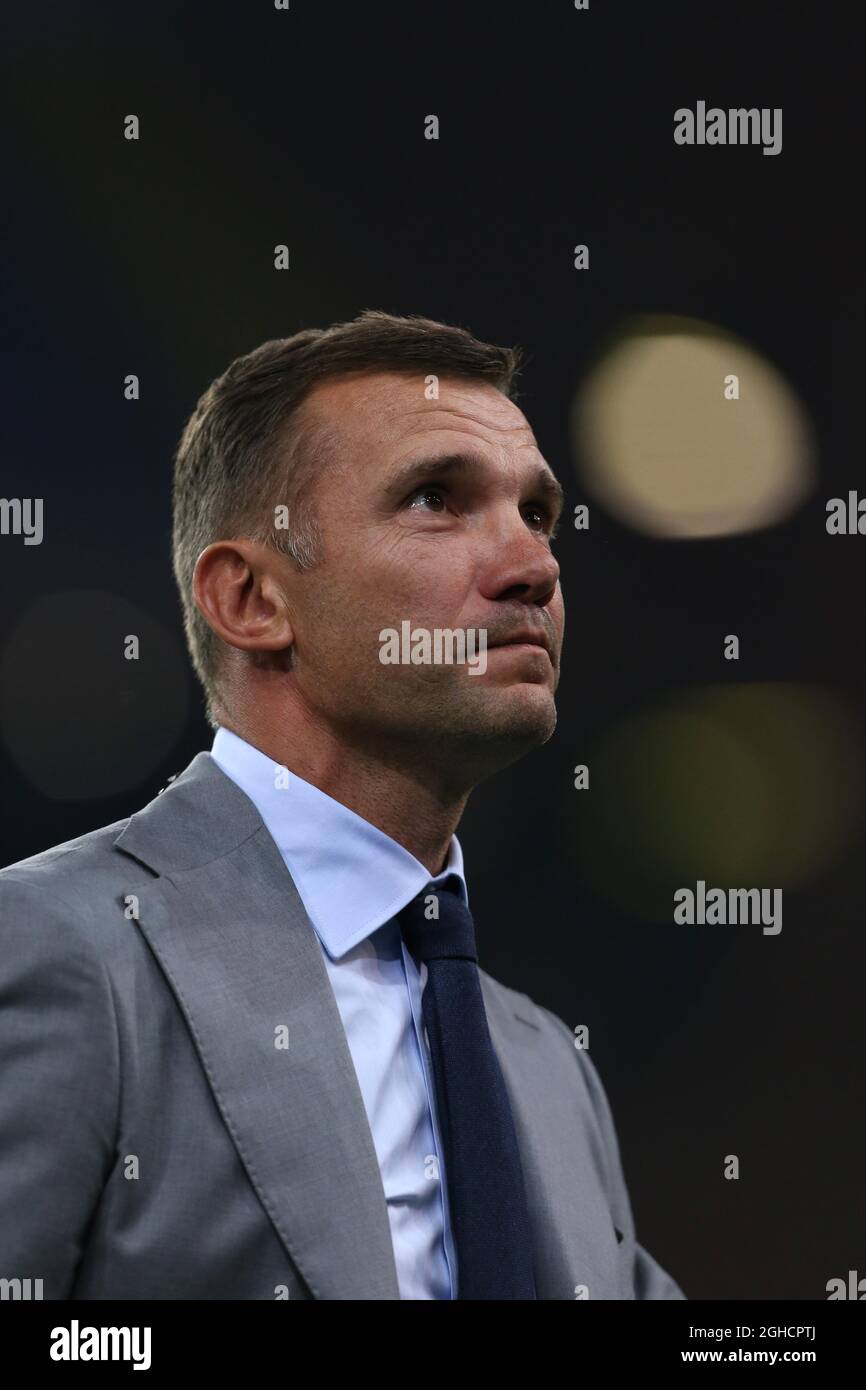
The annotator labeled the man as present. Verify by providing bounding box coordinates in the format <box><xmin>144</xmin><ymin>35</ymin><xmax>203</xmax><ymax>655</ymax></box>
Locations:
<box><xmin>0</xmin><ymin>310</ymin><xmax>685</xmax><ymax>1300</ymax></box>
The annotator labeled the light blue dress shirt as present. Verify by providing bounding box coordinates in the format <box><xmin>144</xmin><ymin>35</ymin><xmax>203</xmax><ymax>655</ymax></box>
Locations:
<box><xmin>210</xmin><ymin>725</ymin><xmax>463</xmax><ymax>1300</ymax></box>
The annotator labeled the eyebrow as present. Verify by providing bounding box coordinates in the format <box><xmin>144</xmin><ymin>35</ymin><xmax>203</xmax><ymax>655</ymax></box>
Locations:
<box><xmin>385</xmin><ymin>451</ymin><xmax>566</xmax><ymax>522</ymax></box>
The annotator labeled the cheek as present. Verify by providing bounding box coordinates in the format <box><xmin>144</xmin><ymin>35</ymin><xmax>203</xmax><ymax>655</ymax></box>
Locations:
<box><xmin>550</xmin><ymin>586</ymin><xmax>566</xmax><ymax>628</ymax></box>
<box><xmin>317</xmin><ymin>545</ymin><xmax>473</xmax><ymax>640</ymax></box>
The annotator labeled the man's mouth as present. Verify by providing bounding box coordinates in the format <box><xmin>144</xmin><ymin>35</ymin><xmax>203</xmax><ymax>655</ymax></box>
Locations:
<box><xmin>488</xmin><ymin>629</ymin><xmax>552</xmax><ymax>656</ymax></box>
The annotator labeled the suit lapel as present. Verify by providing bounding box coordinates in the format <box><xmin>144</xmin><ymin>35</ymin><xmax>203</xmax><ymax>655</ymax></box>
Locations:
<box><xmin>481</xmin><ymin>975</ymin><xmax>587</xmax><ymax>1300</ymax></box>
<box><xmin>115</xmin><ymin>753</ymin><xmax>400</xmax><ymax>1300</ymax></box>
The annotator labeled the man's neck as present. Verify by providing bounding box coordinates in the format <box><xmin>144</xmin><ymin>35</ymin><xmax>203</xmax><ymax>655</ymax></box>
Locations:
<box><xmin>218</xmin><ymin>715</ymin><xmax>468</xmax><ymax>878</ymax></box>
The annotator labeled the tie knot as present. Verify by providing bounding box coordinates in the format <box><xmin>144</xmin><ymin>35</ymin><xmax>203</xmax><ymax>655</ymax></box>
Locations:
<box><xmin>398</xmin><ymin>876</ymin><xmax>478</xmax><ymax>966</ymax></box>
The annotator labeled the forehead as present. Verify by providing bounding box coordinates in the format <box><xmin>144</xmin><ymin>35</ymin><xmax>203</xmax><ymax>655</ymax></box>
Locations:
<box><xmin>303</xmin><ymin>369</ymin><xmax>541</xmax><ymax>466</ymax></box>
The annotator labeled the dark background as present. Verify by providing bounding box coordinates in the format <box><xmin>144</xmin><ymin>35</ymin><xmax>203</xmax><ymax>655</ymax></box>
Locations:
<box><xmin>2</xmin><ymin>1</ymin><xmax>864</xmax><ymax>1299</ymax></box>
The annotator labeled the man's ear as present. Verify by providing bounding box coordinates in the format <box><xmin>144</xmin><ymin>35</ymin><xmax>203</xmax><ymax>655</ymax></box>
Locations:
<box><xmin>192</xmin><ymin>538</ymin><xmax>294</xmax><ymax>654</ymax></box>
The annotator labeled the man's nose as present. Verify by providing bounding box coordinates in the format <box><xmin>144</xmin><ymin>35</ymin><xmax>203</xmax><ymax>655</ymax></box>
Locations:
<box><xmin>476</xmin><ymin>513</ymin><xmax>561</xmax><ymax>606</ymax></box>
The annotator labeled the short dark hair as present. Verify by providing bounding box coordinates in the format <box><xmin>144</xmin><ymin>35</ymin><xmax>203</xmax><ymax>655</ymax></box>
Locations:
<box><xmin>171</xmin><ymin>308</ymin><xmax>523</xmax><ymax>728</ymax></box>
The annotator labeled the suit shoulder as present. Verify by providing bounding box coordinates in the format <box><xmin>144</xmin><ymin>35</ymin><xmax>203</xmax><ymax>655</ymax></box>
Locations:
<box><xmin>0</xmin><ymin>816</ymin><xmax>143</xmax><ymax>952</ymax></box>
<box><xmin>0</xmin><ymin>816</ymin><xmax>132</xmax><ymax>890</ymax></box>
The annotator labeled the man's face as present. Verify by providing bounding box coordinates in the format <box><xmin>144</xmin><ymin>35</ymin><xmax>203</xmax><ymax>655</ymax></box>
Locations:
<box><xmin>283</xmin><ymin>370</ymin><xmax>565</xmax><ymax>784</ymax></box>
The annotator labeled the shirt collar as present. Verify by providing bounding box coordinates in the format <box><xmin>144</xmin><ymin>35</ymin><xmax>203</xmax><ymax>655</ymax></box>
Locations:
<box><xmin>210</xmin><ymin>726</ymin><xmax>469</xmax><ymax>960</ymax></box>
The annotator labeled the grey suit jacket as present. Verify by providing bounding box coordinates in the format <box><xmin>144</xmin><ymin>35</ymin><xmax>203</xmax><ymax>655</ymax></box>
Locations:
<box><xmin>0</xmin><ymin>750</ymin><xmax>685</xmax><ymax>1300</ymax></box>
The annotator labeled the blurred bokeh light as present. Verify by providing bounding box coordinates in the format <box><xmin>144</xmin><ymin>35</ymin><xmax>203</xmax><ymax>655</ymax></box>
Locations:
<box><xmin>568</xmin><ymin>683</ymin><xmax>866</xmax><ymax>920</ymax></box>
<box><xmin>571</xmin><ymin>314</ymin><xmax>816</xmax><ymax>537</ymax></box>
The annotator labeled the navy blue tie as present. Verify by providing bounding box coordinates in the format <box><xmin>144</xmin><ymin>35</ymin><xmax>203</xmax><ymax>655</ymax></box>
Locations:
<box><xmin>398</xmin><ymin>876</ymin><xmax>537</xmax><ymax>1299</ymax></box>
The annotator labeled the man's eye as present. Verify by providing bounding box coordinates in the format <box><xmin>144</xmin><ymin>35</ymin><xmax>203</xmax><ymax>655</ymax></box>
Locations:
<box><xmin>405</xmin><ymin>489</ymin><xmax>558</xmax><ymax>537</ymax></box>
<box><xmin>407</xmin><ymin>486</ymin><xmax>446</xmax><ymax>512</ymax></box>
<box><xmin>525</xmin><ymin>506</ymin><xmax>559</xmax><ymax>538</ymax></box>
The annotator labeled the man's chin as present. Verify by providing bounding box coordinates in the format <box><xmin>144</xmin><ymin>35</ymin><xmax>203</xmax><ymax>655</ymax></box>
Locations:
<box><xmin>501</xmin><ymin>698</ymin><xmax>558</xmax><ymax>749</ymax></box>
<box><xmin>450</xmin><ymin>686</ymin><xmax>558</xmax><ymax>759</ymax></box>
